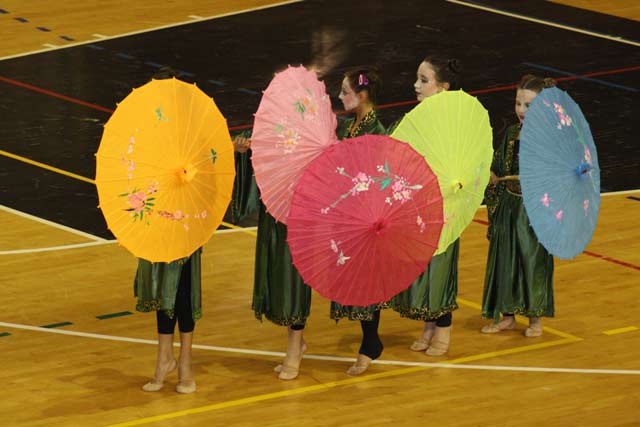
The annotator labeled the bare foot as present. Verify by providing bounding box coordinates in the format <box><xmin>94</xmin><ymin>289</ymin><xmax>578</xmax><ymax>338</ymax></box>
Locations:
<box><xmin>525</xmin><ymin>317</ymin><xmax>543</xmax><ymax>337</ymax></box>
<box><xmin>481</xmin><ymin>317</ymin><xmax>516</xmax><ymax>334</ymax></box>
<box><xmin>410</xmin><ymin>322</ymin><xmax>436</xmax><ymax>351</ymax></box>
<box><xmin>142</xmin><ymin>358</ymin><xmax>177</xmax><ymax>392</ymax></box>
<box><xmin>346</xmin><ymin>354</ymin><xmax>373</xmax><ymax>376</ymax></box>
<box><xmin>274</xmin><ymin>341</ymin><xmax>307</xmax><ymax>373</ymax></box>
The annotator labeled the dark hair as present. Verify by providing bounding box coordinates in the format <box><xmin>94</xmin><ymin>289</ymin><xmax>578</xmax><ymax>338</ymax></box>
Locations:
<box><xmin>344</xmin><ymin>66</ymin><xmax>383</xmax><ymax>105</ymax></box>
<box><xmin>422</xmin><ymin>56</ymin><xmax>463</xmax><ymax>90</ymax></box>
<box><xmin>152</xmin><ymin>66</ymin><xmax>178</xmax><ymax>80</ymax></box>
<box><xmin>518</xmin><ymin>74</ymin><xmax>557</xmax><ymax>93</ymax></box>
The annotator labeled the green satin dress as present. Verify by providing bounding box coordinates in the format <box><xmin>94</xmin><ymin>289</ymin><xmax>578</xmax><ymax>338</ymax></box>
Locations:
<box><xmin>231</xmin><ymin>134</ymin><xmax>312</xmax><ymax>327</ymax></box>
<box><xmin>329</xmin><ymin>110</ymin><xmax>388</xmax><ymax>321</ymax></box>
<box><xmin>481</xmin><ymin>124</ymin><xmax>554</xmax><ymax>321</ymax></box>
<box><xmin>134</xmin><ymin>248</ymin><xmax>203</xmax><ymax>321</ymax></box>
<box><xmin>386</xmin><ymin>120</ymin><xmax>460</xmax><ymax>322</ymax></box>
<box><xmin>390</xmin><ymin>240</ymin><xmax>459</xmax><ymax>321</ymax></box>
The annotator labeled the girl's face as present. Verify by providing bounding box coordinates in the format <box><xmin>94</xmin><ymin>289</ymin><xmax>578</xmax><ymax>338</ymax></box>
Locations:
<box><xmin>515</xmin><ymin>89</ymin><xmax>538</xmax><ymax>123</ymax></box>
<box><xmin>339</xmin><ymin>77</ymin><xmax>360</xmax><ymax>111</ymax></box>
<box><xmin>414</xmin><ymin>61</ymin><xmax>444</xmax><ymax>101</ymax></box>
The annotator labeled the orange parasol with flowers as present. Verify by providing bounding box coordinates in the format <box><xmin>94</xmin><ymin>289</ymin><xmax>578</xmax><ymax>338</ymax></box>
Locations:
<box><xmin>95</xmin><ymin>77</ymin><xmax>235</xmax><ymax>262</ymax></box>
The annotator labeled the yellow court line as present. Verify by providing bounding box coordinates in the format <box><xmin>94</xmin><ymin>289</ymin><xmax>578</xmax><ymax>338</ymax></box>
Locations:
<box><xmin>0</xmin><ymin>149</ymin><xmax>95</xmax><ymax>184</ymax></box>
<box><xmin>603</xmin><ymin>326</ymin><xmax>639</xmax><ymax>335</ymax></box>
<box><xmin>103</xmin><ymin>336</ymin><xmax>581</xmax><ymax>427</ymax></box>
<box><xmin>1</xmin><ymin>149</ymin><xmax>257</xmax><ymax>236</ymax></box>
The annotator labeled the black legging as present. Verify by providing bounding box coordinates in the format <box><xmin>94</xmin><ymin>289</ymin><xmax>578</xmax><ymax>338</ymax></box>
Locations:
<box><xmin>359</xmin><ymin>310</ymin><xmax>383</xmax><ymax>360</ymax></box>
<box><xmin>435</xmin><ymin>312</ymin><xmax>452</xmax><ymax>327</ymax></box>
<box><xmin>157</xmin><ymin>259</ymin><xmax>195</xmax><ymax>334</ymax></box>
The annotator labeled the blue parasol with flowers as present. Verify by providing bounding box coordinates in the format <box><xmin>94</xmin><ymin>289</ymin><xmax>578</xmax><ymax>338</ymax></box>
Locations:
<box><xmin>519</xmin><ymin>87</ymin><xmax>600</xmax><ymax>259</ymax></box>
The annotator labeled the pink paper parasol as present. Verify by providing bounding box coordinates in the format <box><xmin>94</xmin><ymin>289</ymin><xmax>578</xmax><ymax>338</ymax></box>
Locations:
<box><xmin>252</xmin><ymin>65</ymin><xmax>338</xmax><ymax>223</ymax></box>
<box><xmin>287</xmin><ymin>134</ymin><xmax>444</xmax><ymax>306</ymax></box>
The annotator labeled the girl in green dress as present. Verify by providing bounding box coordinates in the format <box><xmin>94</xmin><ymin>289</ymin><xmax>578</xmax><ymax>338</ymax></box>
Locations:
<box><xmin>328</xmin><ymin>67</ymin><xmax>388</xmax><ymax>375</ymax></box>
<box><xmin>389</xmin><ymin>56</ymin><xmax>462</xmax><ymax>357</ymax></box>
<box><xmin>481</xmin><ymin>74</ymin><xmax>557</xmax><ymax>337</ymax></box>
<box><xmin>135</xmin><ymin>66</ymin><xmax>200</xmax><ymax>394</ymax></box>
<box><xmin>135</xmin><ymin>251</ymin><xmax>201</xmax><ymax>394</ymax></box>
<box><xmin>232</xmin><ymin>131</ymin><xmax>312</xmax><ymax>381</ymax></box>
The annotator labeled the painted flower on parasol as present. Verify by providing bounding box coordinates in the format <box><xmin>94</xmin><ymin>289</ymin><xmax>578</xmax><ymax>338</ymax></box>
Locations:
<box><xmin>287</xmin><ymin>134</ymin><xmax>444</xmax><ymax>306</ymax></box>
<box><xmin>520</xmin><ymin>87</ymin><xmax>600</xmax><ymax>259</ymax></box>
<box><xmin>392</xmin><ymin>90</ymin><xmax>493</xmax><ymax>254</ymax></box>
<box><xmin>251</xmin><ymin>65</ymin><xmax>338</xmax><ymax>224</ymax></box>
<box><xmin>95</xmin><ymin>77</ymin><xmax>235</xmax><ymax>262</ymax></box>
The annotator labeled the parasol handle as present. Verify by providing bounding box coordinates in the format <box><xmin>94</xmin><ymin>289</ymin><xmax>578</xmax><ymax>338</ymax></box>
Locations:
<box><xmin>496</xmin><ymin>175</ymin><xmax>519</xmax><ymax>182</ymax></box>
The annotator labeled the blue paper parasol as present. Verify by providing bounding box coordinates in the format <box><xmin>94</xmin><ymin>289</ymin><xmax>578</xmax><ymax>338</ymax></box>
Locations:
<box><xmin>520</xmin><ymin>87</ymin><xmax>600</xmax><ymax>260</ymax></box>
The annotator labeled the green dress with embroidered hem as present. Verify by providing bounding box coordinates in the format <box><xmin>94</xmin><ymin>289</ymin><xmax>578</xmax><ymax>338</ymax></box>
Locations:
<box><xmin>390</xmin><ymin>240</ymin><xmax>459</xmax><ymax>321</ymax></box>
<box><xmin>329</xmin><ymin>110</ymin><xmax>388</xmax><ymax>321</ymax></box>
<box><xmin>481</xmin><ymin>124</ymin><xmax>554</xmax><ymax>321</ymax></box>
<box><xmin>230</xmin><ymin>133</ymin><xmax>312</xmax><ymax>327</ymax></box>
<box><xmin>386</xmin><ymin>119</ymin><xmax>460</xmax><ymax>322</ymax></box>
<box><xmin>134</xmin><ymin>248</ymin><xmax>203</xmax><ymax>321</ymax></box>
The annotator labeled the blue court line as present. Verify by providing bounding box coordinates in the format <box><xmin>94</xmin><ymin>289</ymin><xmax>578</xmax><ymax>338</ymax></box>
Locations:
<box><xmin>628</xmin><ymin>196</ymin><xmax>640</xmax><ymax>202</ymax></box>
<box><xmin>86</xmin><ymin>44</ymin><xmax>105</xmax><ymax>50</ymax></box>
<box><xmin>144</xmin><ymin>61</ymin><xmax>163</xmax><ymax>68</ymax></box>
<box><xmin>115</xmin><ymin>52</ymin><xmax>135</xmax><ymax>60</ymax></box>
<box><xmin>0</xmin><ymin>332</ymin><xmax>11</xmax><ymax>337</ymax></box>
<box><xmin>96</xmin><ymin>311</ymin><xmax>133</xmax><ymax>320</ymax></box>
<box><xmin>15</xmin><ymin>17</ymin><xmax>28</xmax><ymax>23</ymax></box>
<box><xmin>41</xmin><ymin>322</ymin><xmax>73</xmax><ymax>329</ymax></box>
<box><xmin>237</xmin><ymin>87</ymin><xmax>258</xmax><ymax>95</ymax></box>
<box><xmin>523</xmin><ymin>63</ymin><xmax>639</xmax><ymax>93</ymax></box>
<box><xmin>208</xmin><ymin>80</ymin><xmax>226</xmax><ymax>86</ymax></box>
<box><xmin>178</xmin><ymin>70</ymin><xmax>195</xmax><ymax>78</ymax></box>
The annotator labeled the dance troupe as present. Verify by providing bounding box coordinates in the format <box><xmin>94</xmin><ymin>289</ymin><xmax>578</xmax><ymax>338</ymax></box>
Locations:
<box><xmin>129</xmin><ymin>58</ymin><xmax>563</xmax><ymax>393</ymax></box>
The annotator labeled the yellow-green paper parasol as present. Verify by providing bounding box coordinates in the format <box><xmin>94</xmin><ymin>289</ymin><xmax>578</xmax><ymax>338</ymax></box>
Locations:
<box><xmin>392</xmin><ymin>90</ymin><xmax>492</xmax><ymax>254</ymax></box>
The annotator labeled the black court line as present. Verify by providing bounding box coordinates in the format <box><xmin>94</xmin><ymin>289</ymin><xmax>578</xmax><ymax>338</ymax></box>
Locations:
<box><xmin>96</xmin><ymin>311</ymin><xmax>133</xmax><ymax>320</ymax></box>
<box><xmin>40</xmin><ymin>322</ymin><xmax>73</xmax><ymax>329</ymax></box>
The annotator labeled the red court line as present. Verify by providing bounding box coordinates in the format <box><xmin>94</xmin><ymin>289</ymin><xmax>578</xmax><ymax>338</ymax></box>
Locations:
<box><xmin>471</xmin><ymin>219</ymin><xmax>640</xmax><ymax>271</ymax></box>
<box><xmin>1</xmin><ymin>65</ymin><xmax>638</xmax><ymax>120</ymax></box>
<box><xmin>583</xmin><ymin>251</ymin><xmax>640</xmax><ymax>271</ymax></box>
<box><xmin>0</xmin><ymin>75</ymin><xmax>114</xmax><ymax>113</ymax></box>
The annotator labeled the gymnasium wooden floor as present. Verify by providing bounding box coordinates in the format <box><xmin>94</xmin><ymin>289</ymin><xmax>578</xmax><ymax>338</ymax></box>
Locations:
<box><xmin>1</xmin><ymin>1</ymin><xmax>639</xmax><ymax>426</ymax></box>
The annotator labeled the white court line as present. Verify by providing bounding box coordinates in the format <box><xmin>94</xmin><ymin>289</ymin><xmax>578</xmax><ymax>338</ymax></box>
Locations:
<box><xmin>446</xmin><ymin>0</ymin><xmax>640</xmax><ymax>47</ymax></box>
<box><xmin>0</xmin><ymin>204</ymin><xmax>107</xmax><ymax>241</ymax></box>
<box><xmin>0</xmin><ymin>0</ymin><xmax>303</xmax><ymax>62</ymax></box>
<box><xmin>0</xmin><ymin>219</ymin><xmax>255</xmax><ymax>255</ymax></box>
<box><xmin>0</xmin><ymin>240</ymin><xmax>116</xmax><ymax>255</ymax></box>
<box><xmin>1</xmin><ymin>321</ymin><xmax>638</xmax><ymax>376</ymax></box>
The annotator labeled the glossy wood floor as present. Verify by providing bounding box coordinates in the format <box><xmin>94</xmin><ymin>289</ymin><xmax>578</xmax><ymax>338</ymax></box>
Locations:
<box><xmin>1</xmin><ymin>1</ymin><xmax>639</xmax><ymax>426</ymax></box>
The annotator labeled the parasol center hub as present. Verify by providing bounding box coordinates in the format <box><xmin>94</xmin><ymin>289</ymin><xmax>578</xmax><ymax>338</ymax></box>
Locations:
<box><xmin>179</xmin><ymin>164</ymin><xmax>198</xmax><ymax>183</ymax></box>
<box><xmin>452</xmin><ymin>180</ymin><xmax>463</xmax><ymax>193</ymax></box>
<box><xmin>372</xmin><ymin>220</ymin><xmax>387</xmax><ymax>235</ymax></box>
<box><xmin>576</xmin><ymin>163</ymin><xmax>592</xmax><ymax>177</ymax></box>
